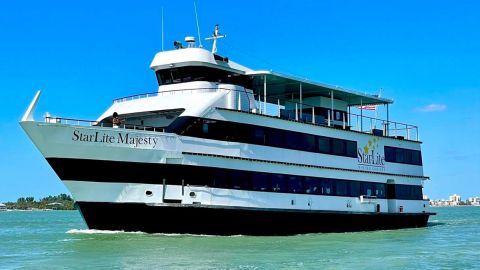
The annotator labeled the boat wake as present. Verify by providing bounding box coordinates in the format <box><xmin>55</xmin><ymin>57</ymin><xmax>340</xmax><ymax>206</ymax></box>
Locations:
<box><xmin>66</xmin><ymin>229</ymin><xmax>145</xmax><ymax>235</ymax></box>
<box><xmin>66</xmin><ymin>229</ymin><xmax>244</xmax><ymax>237</ymax></box>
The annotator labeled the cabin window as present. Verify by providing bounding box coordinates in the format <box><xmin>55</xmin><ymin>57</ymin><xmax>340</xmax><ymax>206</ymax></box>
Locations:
<box><xmin>349</xmin><ymin>181</ymin><xmax>361</xmax><ymax>197</ymax></box>
<box><xmin>317</xmin><ymin>137</ymin><xmax>331</xmax><ymax>154</ymax></box>
<box><xmin>252</xmin><ymin>128</ymin><xmax>266</xmax><ymax>145</ymax></box>
<box><xmin>287</xmin><ymin>176</ymin><xmax>304</xmax><ymax>193</ymax></box>
<box><xmin>252</xmin><ymin>173</ymin><xmax>270</xmax><ymax>191</ymax></box>
<box><xmin>345</xmin><ymin>141</ymin><xmax>357</xmax><ymax>157</ymax></box>
<box><xmin>266</xmin><ymin>129</ymin><xmax>283</xmax><ymax>147</ymax></box>
<box><xmin>271</xmin><ymin>175</ymin><xmax>287</xmax><ymax>192</ymax></box>
<box><xmin>375</xmin><ymin>183</ymin><xmax>386</xmax><ymax>198</ymax></box>
<box><xmin>336</xmin><ymin>180</ymin><xmax>348</xmax><ymax>196</ymax></box>
<box><xmin>174</xmin><ymin>116</ymin><xmax>359</xmax><ymax>158</ymax></box>
<box><xmin>384</xmin><ymin>146</ymin><xmax>422</xmax><ymax>165</ymax></box>
<box><xmin>213</xmin><ymin>170</ymin><xmax>230</xmax><ymax>189</ymax></box>
<box><xmin>231</xmin><ymin>171</ymin><xmax>251</xmax><ymax>190</ymax></box>
<box><xmin>302</xmin><ymin>134</ymin><xmax>316</xmax><ymax>152</ymax></box>
<box><xmin>362</xmin><ymin>183</ymin><xmax>374</xmax><ymax>196</ymax></box>
<box><xmin>321</xmin><ymin>179</ymin><xmax>334</xmax><ymax>195</ymax></box>
<box><xmin>304</xmin><ymin>177</ymin><xmax>321</xmax><ymax>194</ymax></box>
<box><xmin>332</xmin><ymin>139</ymin><xmax>346</xmax><ymax>155</ymax></box>
<box><xmin>285</xmin><ymin>132</ymin><xmax>303</xmax><ymax>150</ymax></box>
<box><xmin>155</xmin><ymin>66</ymin><xmax>253</xmax><ymax>87</ymax></box>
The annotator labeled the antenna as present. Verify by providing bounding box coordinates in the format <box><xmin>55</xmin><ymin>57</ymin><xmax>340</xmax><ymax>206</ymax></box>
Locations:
<box><xmin>161</xmin><ymin>7</ymin><xmax>164</xmax><ymax>51</ymax></box>
<box><xmin>193</xmin><ymin>1</ymin><xmax>203</xmax><ymax>48</ymax></box>
<box><xmin>205</xmin><ymin>24</ymin><xmax>226</xmax><ymax>54</ymax></box>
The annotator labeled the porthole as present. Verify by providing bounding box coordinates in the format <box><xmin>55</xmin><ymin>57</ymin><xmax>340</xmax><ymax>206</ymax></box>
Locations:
<box><xmin>189</xmin><ymin>192</ymin><xmax>196</xmax><ymax>198</ymax></box>
<box><xmin>146</xmin><ymin>190</ymin><xmax>153</xmax><ymax>196</ymax></box>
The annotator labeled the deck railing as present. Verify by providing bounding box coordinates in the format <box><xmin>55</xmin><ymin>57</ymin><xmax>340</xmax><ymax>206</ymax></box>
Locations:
<box><xmin>252</xmin><ymin>95</ymin><xmax>420</xmax><ymax>142</ymax></box>
<box><xmin>109</xmin><ymin>88</ymin><xmax>419</xmax><ymax>141</ymax></box>
<box><xmin>112</xmin><ymin>88</ymin><xmax>232</xmax><ymax>103</ymax></box>
<box><xmin>44</xmin><ymin>117</ymin><xmax>165</xmax><ymax>132</ymax></box>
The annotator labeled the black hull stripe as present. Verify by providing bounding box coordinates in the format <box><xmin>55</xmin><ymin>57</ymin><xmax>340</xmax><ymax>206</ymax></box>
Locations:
<box><xmin>47</xmin><ymin>158</ymin><xmax>424</xmax><ymax>200</ymax></box>
<box><xmin>76</xmin><ymin>202</ymin><xmax>431</xmax><ymax>235</ymax></box>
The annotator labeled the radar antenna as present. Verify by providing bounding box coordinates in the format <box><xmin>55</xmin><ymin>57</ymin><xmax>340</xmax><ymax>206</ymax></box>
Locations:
<box><xmin>205</xmin><ymin>24</ymin><xmax>226</xmax><ymax>54</ymax></box>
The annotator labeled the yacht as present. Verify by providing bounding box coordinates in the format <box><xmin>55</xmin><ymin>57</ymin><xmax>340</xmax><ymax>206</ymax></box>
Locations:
<box><xmin>20</xmin><ymin>25</ymin><xmax>434</xmax><ymax>235</ymax></box>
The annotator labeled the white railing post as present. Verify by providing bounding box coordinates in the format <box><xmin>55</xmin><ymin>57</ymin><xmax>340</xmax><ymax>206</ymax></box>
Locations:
<box><xmin>277</xmin><ymin>99</ymin><xmax>281</xmax><ymax>117</ymax></box>
<box><xmin>327</xmin><ymin>110</ymin><xmax>331</xmax><ymax>127</ymax></box>
<box><xmin>238</xmin><ymin>92</ymin><xmax>241</xmax><ymax>111</ymax></box>
<box><xmin>295</xmin><ymin>103</ymin><xmax>299</xmax><ymax>121</ymax></box>
<box><xmin>312</xmin><ymin>107</ymin><xmax>315</xmax><ymax>124</ymax></box>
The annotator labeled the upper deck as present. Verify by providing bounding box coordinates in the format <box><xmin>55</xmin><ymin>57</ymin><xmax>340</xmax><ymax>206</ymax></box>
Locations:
<box><xmin>113</xmin><ymin>43</ymin><xmax>418</xmax><ymax>142</ymax></box>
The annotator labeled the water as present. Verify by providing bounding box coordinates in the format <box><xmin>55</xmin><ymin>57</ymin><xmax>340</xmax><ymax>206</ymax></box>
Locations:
<box><xmin>0</xmin><ymin>207</ymin><xmax>479</xmax><ymax>269</ymax></box>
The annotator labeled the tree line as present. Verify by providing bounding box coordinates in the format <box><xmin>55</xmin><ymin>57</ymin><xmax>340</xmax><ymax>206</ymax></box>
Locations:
<box><xmin>4</xmin><ymin>193</ymin><xmax>75</xmax><ymax>210</ymax></box>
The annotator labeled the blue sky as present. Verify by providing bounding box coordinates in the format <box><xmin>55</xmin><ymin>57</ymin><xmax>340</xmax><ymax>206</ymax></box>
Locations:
<box><xmin>1</xmin><ymin>0</ymin><xmax>479</xmax><ymax>201</ymax></box>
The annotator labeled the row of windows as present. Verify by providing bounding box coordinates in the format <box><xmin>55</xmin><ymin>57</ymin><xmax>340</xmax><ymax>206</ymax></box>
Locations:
<box><xmin>384</xmin><ymin>146</ymin><xmax>423</xmax><ymax>166</ymax></box>
<box><xmin>169</xmin><ymin>117</ymin><xmax>358</xmax><ymax>158</ymax></box>
<box><xmin>155</xmin><ymin>67</ymin><xmax>253</xmax><ymax>88</ymax></box>
<box><xmin>168</xmin><ymin>165</ymin><xmax>423</xmax><ymax>200</ymax></box>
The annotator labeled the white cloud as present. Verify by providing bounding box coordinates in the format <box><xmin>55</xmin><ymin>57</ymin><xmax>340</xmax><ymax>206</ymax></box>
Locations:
<box><xmin>417</xmin><ymin>104</ymin><xmax>447</xmax><ymax>112</ymax></box>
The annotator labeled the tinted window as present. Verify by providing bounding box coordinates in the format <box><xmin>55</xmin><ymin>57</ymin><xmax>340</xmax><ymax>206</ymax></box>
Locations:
<box><xmin>176</xmin><ymin>117</ymin><xmax>359</xmax><ymax>158</ymax></box>
<box><xmin>385</xmin><ymin>146</ymin><xmax>422</xmax><ymax>165</ymax></box>
<box><xmin>332</xmin><ymin>139</ymin><xmax>345</xmax><ymax>155</ymax></box>
<box><xmin>304</xmin><ymin>177</ymin><xmax>321</xmax><ymax>194</ymax></box>
<box><xmin>302</xmin><ymin>134</ymin><xmax>316</xmax><ymax>152</ymax></box>
<box><xmin>349</xmin><ymin>181</ymin><xmax>361</xmax><ymax>197</ymax></box>
<box><xmin>213</xmin><ymin>169</ymin><xmax>229</xmax><ymax>189</ymax></box>
<box><xmin>412</xmin><ymin>151</ymin><xmax>422</xmax><ymax>165</ymax></box>
<box><xmin>345</xmin><ymin>141</ymin><xmax>357</xmax><ymax>157</ymax></box>
<box><xmin>385</xmin><ymin>147</ymin><xmax>395</xmax><ymax>161</ymax></box>
<box><xmin>252</xmin><ymin>128</ymin><xmax>265</xmax><ymax>145</ymax></box>
<box><xmin>231</xmin><ymin>171</ymin><xmax>250</xmax><ymax>189</ymax></box>
<box><xmin>287</xmin><ymin>176</ymin><xmax>304</xmax><ymax>193</ymax></box>
<box><xmin>285</xmin><ymin>132</ymin><xmax>302</xmax><ymax>150</ymax></box>
<box><xmin>318</xmin><ymin>137</ymin><xmax>331</xmax><ymax>154</ymax></box>
<box><xmin>362</xmin><ymin>183</ymin><xmax>374</xmax><ymax>196</ymax></box>
<box><xmin>375</xmin><ymin>183</ymin><xmax>386</xmax><ymax>198</ymax></box>
<box><xmin>155</xmin><ymin>66</ymin><xmax>253</xmax><ymax>87</ymax></box>
<box><xmin>336</xmin><ymin>180</ymin><xmax>348</xmax><ymax>196</ymax></box>
<box><xmin>266</xmin><ymin>129</ymin><xmax>283</xmax><ymax>147</ymax></box>
<box><xmin>321</xmin><ymin>179</ymin><xmax>334</xmax><ymax>195</ymax></box>
<box><xmin>271</xmin><ymin>175</ymin><xmax>287</xmax><ymax>192</ymax></box>
<box><xmin>252</xmin><ymin>173</ymin><xmax>270</xmax><ymax>191</ymax></box>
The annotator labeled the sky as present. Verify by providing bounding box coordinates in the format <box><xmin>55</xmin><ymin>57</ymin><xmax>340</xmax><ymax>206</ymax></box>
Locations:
<box><xmin>0</xmin><ymin>0</ymin><xmax>479</xmax><ymax>202</ymax></box>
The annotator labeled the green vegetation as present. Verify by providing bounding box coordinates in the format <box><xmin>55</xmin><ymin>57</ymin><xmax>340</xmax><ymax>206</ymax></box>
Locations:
<box><xmin>5</xmin><ymin>194</ymin><xmax>75</xmax><ymax>210</ymax></box>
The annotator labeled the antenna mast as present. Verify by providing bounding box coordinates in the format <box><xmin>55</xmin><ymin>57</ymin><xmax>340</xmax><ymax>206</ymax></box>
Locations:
<box><xmin>194</xmin><ymin>1</ymin><xmax>203</xmax><ymax>48</ymax></box>
<box><xmin>161</xmin><ymin>7</ymin><xmax>164</xmax><ymax>51</ymax></box>
<box><xmin>205</xmin><ymin>24</ymin><xmax>226</xmax><ymax>54</ymax></box>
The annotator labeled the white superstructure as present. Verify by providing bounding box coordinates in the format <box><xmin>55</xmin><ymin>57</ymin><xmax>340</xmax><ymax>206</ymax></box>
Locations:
<box><xmin>20</xmin><ymin>25</ymin><xmax>433</xmax><ymax>235</ymax></box>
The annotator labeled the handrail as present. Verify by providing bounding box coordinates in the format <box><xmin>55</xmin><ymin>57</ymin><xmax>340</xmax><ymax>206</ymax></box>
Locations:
<box><xmin>44</xmin><ymin>117</ymin><xmax>165</xmax><ymax>132</ymax></box>
<box><xmin>110</xmin><ymin>88</ymin><xmax>419</xmax><ymax>141</ymax></box>
<box><xmin>251</xmin><ymin>94</ymin><xmax>420</xmax><ymax>142</ymax></box>
<box><xmin>112</xmin><ymin>87</ymin><xmax>249</xmax><ymax>103</ymax></box>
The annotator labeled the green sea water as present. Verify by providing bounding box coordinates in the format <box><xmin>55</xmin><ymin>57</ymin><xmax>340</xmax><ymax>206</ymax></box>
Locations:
<box><xmin>0</xmin><ymin>207</ymin><xmax>479</xmax><ymax>269</ymax></box>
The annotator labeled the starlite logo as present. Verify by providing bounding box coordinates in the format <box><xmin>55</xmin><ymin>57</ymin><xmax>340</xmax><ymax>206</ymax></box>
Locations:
<box><xmin>357</xmin><ymin>137</ymin><xmax>385</xmax><ymax>171</ymax></box>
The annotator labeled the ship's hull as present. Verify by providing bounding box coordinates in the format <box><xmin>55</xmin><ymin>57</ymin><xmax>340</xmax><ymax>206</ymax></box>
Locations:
<box><xmin>20</xmin><ymin>121</ymin><xmax>433</xmax><ymax>235</ymax></box>
<box><xmin>76</xmin><ymin>201</ymin><xmax>431</xmax><ymax>235</ymax></box>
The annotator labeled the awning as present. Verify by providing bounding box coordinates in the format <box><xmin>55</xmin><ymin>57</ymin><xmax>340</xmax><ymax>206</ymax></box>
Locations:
<box><xmin>246</xmin><ymin>70</ymin><xmax>393</xmax><ymax>106</ymax></box>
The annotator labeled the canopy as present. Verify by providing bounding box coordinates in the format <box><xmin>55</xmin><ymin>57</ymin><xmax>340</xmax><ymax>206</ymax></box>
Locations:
<box><xmin>246</xmin><ymin>70</ymin><xmax>393</xmax><ymax>106</ymax></box>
